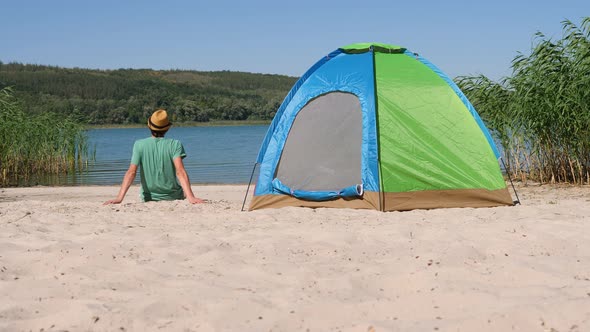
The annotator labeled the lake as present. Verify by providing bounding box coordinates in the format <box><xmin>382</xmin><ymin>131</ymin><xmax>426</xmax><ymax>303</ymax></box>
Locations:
<box><xmin>42</xmin><ymin>125</ymin><xmax>268</xmax><ymax>186</ymax></box>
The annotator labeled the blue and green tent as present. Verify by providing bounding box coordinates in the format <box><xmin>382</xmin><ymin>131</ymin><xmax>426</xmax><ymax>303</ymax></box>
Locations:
<box><xmin>249</xmin><ymin>43</ymin><xmax>514</xmax><ymax>211</ymax></box>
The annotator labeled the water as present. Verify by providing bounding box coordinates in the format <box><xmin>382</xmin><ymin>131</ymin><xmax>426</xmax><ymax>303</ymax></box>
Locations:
<box><xmin>40</xmin><ymin>125</ymin><xmax>268</xmax><ymax>186</ymax></box>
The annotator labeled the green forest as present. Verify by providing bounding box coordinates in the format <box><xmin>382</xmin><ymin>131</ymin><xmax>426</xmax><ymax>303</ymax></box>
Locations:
<box><xmin>0</xmin><ymin>63</ymin><xmax>297</xmax><ymax>125</ymax></box>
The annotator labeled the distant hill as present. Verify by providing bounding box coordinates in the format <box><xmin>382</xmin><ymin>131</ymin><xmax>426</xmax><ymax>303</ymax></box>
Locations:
<box><xmin>0</xmin><ymin>61</ymin><xmax>298</xmax><ymax>125</ymax></box>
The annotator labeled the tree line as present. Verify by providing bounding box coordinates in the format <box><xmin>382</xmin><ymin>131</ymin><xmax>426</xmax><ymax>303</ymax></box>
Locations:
<box><xmin>0</xmin><ymin>62</ymin><xmax>297</xmax><ymax>125</ymax></box>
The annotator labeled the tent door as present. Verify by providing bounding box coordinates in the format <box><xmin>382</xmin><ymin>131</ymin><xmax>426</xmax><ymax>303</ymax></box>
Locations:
<box><xmin>274</xmin><ymin>91</ymin><xmax>362</xmax><ymax>193</ymax></box>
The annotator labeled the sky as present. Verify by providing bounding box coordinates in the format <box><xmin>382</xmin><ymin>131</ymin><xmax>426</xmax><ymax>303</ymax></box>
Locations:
<box><xmin>2</xmin><ymin>0</ymin><xmax>589</xmax><ymax>81</ymax></box>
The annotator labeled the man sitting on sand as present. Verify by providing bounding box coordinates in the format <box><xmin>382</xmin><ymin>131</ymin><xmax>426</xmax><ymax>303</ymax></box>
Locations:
<box><xmin>104</xmin><ymin>109</ymin><xmax>205</xmax><ymax>205</ymax></box>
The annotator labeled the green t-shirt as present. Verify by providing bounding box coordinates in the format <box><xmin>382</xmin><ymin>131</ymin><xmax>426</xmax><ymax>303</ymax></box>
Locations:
<box><xmin>131</xmin><ymin>137</ymin><xmax>186</xmax><ymax>202</ymax></box>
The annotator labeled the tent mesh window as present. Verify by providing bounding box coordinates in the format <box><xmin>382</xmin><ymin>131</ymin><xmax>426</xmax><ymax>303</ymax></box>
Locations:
<box><xmin>275</xmin><ymin>91</ymin><xmax>362</xmax><ymax>191</ymax></box>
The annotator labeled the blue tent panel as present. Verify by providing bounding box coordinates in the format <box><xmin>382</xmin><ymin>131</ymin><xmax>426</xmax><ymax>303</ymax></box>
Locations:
<box><xmin>254</xmin><ymin>51</ymin><xmax>380</xmax><ymax>196</ymax></box>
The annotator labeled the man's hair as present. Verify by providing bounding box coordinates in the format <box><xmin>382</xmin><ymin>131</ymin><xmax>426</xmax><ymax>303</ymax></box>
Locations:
<box><xmin>151</xmin><ymin>129</ymin><xmax>167</xmax><ymax>138</ymax></box>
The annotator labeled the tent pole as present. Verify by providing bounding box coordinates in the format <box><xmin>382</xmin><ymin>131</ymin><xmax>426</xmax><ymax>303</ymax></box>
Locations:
<box><xmin>370</xmin><ymin>45</ymin><xmax>384</xmax><ymax>212</ymax></box>
<box><xmin>501</xmin><ymin>157</ymin><xmax>521</xmax><ymax>205</ymax></box>
<box><xmin>241</xmin><ymin>163</ymin><xmax>259</xmax><ymax>211</ymax></box>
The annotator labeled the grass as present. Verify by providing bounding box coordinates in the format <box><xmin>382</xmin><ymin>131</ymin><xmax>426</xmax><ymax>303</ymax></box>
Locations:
<box><xmin>0</xmin><ymin>87</ymin><xmax>89</xmax><ymax>186</ymax></box>
<box><xmin>457</xmin><ymin>17</ymin><xmax>590</xmax><ymax>185</ymax></box>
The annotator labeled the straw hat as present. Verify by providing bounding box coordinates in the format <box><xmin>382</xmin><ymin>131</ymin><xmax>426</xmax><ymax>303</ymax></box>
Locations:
<box><xmin>148</xmin><ymin>109</ymin><xmax>172</xmax><ymax>131</ymax></box>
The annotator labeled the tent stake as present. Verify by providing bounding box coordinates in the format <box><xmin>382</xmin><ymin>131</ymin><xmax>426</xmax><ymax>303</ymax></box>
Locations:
<box><xmin>501</xmin><ymin>157</ymin><xmax>521</xmax><ymax>205</ymax></box>
<box><xmin>241</xmin><ymin>163</ymin><xmax>259</xmax><ymax>211</ymax></box>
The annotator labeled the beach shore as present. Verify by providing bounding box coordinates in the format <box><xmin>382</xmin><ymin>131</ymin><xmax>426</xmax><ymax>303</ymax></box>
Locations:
<box><xmin>1</xmin><ymin>184</ymin><xmax>589</xmax><ymax>331</ymax></box>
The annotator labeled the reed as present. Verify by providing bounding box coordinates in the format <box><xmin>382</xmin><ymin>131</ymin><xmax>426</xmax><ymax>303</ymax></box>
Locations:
<box><xmin>0</xmin><ymin>87</ymin><xmax>89</xmax><ymax>186</ymax></box>
<box><xmin>457</xmin><ymin>17</ymin><xmax>590</xmax><ymax>185</ymax></box>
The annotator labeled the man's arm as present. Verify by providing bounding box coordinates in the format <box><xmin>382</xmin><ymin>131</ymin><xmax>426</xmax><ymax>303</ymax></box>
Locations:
<box><xmin>103</xmin><ymin>164</ymin><xmax>138</xmax><ymax>205</ymax></box>
<box><xmin>174</xmin><ymin>157</ymin><xmax>205</xmax><ymax>204</ymax></box>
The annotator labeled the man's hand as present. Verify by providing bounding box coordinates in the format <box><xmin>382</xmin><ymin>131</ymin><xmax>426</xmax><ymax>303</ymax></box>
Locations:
<box><xmin>188</xmin><ymin>196</ymin><xmax>206</xmax><ymax>204</ymax></box>
<box><xmin>103</xmin><ymin>198</ymin><xmax>123</xmax><ymax>205</ymax></box>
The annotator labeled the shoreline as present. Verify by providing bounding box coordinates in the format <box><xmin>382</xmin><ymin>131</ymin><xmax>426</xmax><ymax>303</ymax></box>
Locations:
<box><xmin>1</xmin><ymin>182</ymin><xmax>252</xmax><ymax>188</ymax></box>
<box><xmin>1</xmin><ymin>183</ymin><xmax>589</xmax><ymax>331</ymax></box>
<box><xmin>86</xmin><ymin>120</ymin><xmax>271</xmax><ymax>130</ymax></box>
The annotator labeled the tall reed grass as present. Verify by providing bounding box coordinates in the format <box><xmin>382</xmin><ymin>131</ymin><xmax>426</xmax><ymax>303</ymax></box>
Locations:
<box><xmin>457</xmin><ymin>17</ymin><xmax>590</xmax><ymax>185</ymax></box>
<box><xmin>0</xmin><ymin>87</ymin><xmax>89</xmax><ymax>186</ymax></box>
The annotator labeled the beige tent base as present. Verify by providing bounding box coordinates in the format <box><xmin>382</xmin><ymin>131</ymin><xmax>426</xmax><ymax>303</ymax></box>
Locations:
<box><xmin>249</xmin><ymin>187</ymin><xmax>513</xmax><ymax>211</ymax></box>
<box><xmin>250</xmin><ymin>191</ymin><xmax>381</xmax><ymax>210</ymax></box>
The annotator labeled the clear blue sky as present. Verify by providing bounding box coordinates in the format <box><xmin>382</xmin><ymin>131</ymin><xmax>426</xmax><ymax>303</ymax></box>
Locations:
<box><xmin>2</xmin><ymin>0</ymin><xmax>589</xmax><ymax>81</ymax></box>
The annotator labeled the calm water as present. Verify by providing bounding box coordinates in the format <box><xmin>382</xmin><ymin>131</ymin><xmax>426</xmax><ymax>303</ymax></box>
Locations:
<box><xmin>41</xmin><ymin>125</ymin><xmax>268</xmax><ymax>186</ymax></box>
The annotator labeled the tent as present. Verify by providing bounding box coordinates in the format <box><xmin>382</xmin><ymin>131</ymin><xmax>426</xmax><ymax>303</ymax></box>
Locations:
<box><xmin>247</xmin><ymin>43</ymin><xmax>514</xmax><ymax>211</ymax></box>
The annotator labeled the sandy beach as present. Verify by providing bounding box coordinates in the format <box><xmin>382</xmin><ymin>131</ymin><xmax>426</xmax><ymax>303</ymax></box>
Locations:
<box><xmin>1</xmin><ymin>184</ymin><xmax>589</xmax><ymax>331</ymax></box>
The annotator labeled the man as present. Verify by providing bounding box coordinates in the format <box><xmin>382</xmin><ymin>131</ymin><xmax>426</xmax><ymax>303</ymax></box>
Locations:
<box><xmin>104</xmin><ymin>109</ymin><xmax>205</xmax><ymax>205</ymax></box>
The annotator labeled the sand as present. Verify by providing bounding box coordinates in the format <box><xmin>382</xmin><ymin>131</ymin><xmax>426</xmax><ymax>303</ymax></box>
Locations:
<box><xmin>0</xmin><ymin>184</ymin><xmax>589</xmax><ymax>331</ymax></box>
